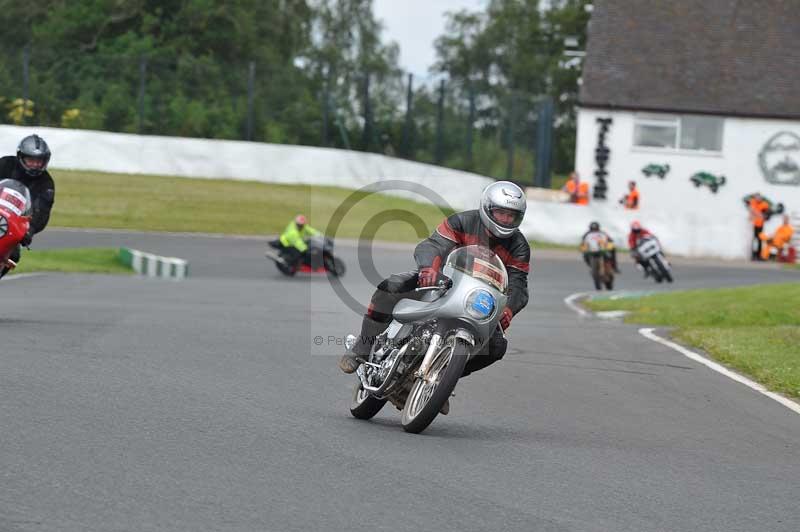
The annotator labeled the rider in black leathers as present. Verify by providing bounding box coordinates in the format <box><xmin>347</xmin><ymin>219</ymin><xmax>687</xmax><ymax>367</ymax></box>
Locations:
<box><xmin>338</xmin><ymin>181</ymin><xmax>530</xmax><ymax>379</ymax></box>
<box><xmin>0</xmin><ymin>135</ymin><xmax>55</xmax><ymax>278</ymax></box>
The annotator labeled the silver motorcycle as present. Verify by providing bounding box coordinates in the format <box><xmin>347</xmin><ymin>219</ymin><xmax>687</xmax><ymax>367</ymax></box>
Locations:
<box><xmin>636</xmin><ymin>236</ymin><xmax>673</xmax><ymax>283</ymax></box>
<box><xmin>347</xmin><ymin>245</ymin><xmax>508</xmax><ymax>434</ymax></box>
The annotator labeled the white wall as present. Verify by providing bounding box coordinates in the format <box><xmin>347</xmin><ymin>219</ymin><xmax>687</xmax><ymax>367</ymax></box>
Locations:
<box><xmin>555</xmin><ymin>108</ymin><xmax>800</xmax><ymax>258</ymax></box>
<box><xmin>0</xmin><ymin>125</ymin><xmax>493</xmax><ymax>212</ymax></box>
<box><xmin>5</xmin><ymin>122</ymin><xmax>795</xmax><ymax>258</ymax></box>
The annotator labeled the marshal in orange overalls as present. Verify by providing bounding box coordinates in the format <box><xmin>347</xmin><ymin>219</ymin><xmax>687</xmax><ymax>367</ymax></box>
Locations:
<box><xmin>564</xmin><ymin>177</ymin><xmax>590</xmax><ymax>205</ymax></box>
<box><xmin>620</xmin><ymin>181</ymin><xmax>639</xmax><ymax>210</ymax></box>
<box><xmin>749</xmin><ymin>196</ymin><xmax>770</xmax><ymax>259</ymax></box>
<box><xmin>760</xmin><ymin>218</ymin><xmax>795</xmax><ymax>260</ymax></box>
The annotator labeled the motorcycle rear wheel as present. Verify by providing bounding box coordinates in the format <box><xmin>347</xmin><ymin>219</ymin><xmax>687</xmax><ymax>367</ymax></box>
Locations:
<box><xmin>401</xmin><ymin>336</ymin><xmax>469</xmax><ymax>434</ymax></box>
<box><xmin>590</xmin><ymin>256</ymin><xmax>603</xmax><ymax>290</ymax></box>
<box><xmin>350</xmin><ymin>383</ymin><xmax>387</xmax><ymax>420</ymax></box>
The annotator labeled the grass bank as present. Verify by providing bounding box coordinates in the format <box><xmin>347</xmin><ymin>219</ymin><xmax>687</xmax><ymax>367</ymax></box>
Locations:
<box><xmin>49</xmin><ymin>169</ymin><xmax>570</xmax><ymax>249</ymax></box>
<box><xmin>10</xmin><ymin>248</ymin><xmax>132</xmax><ymax>275</ymax></box>
<box><xmin>585</xmin><ymin>283</ymin><xmax>800</xmax><ymax>398</ymax></box>
<box><xmin>50</xmin><ymin>170</ymin><xmax>457</xmax><ymax>243</ymax></box>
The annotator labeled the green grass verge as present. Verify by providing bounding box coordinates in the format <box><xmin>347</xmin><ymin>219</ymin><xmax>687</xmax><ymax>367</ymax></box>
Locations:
<box><xmin>49</xmin><ymin>169</ymin><xmax>580</xmax><ymax>247</ymax></box>
<box><xmin>50</xmin><ymin>170</ymin><xmax>457</xmax><ymax>242</ymax></box>
<box><xmin>10</xmin><ymin>247</ymin><xmax>133</xmax><ymax>275</ymax></box>
<box><xmin>585</xmin><ymin>284</ymin><xmax>800</xmax><ymax>398</ymax></box>
<box><xmin>529</xmin><ymin>240</ymin><xmax>578</xmax><ymax>251</ymax></box>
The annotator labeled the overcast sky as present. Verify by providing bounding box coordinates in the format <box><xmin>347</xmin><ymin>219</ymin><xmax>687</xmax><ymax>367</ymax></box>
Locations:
<box><xmin>372</xmin><ymin>0</ymin><xmax>487</xmax><ymax>80</ymax></box>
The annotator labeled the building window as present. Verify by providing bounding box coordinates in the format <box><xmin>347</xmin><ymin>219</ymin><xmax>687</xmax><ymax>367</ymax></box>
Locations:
<box><xmin>634</xmin><ymin>116</ymin><xmax>678</xmax><ymax>148</ymax></box>
<box><xmin>679</xmin><ymin>116</ymin><xmax>724</xmax><ymax>151</ymax></box>
<box><xmin>634</xmin><ymin>115</ymin><xmax>724</xmax><ymax>152</ymax></box>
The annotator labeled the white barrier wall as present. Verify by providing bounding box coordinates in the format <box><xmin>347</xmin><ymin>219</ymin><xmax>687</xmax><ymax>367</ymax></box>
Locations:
<box><xmin>5</xmin><ymin>122</ymin><xmax>795</xmax><ymax>258</ymax></box>
<box><xmin>0</xmin><ymin>125</ymin><xmax>493</xmax><ymax>212</ymax></box>
<box><xmin>570</xmin><ymin>108</ymin><xmax>800</xmax><ymax>258</ymax></box>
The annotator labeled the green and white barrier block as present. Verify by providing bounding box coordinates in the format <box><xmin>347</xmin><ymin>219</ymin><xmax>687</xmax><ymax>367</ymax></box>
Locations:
<box><xmin>119</xmin><ymin>247</ymin><xmax>189</xmax><ymax>280</ymax></box>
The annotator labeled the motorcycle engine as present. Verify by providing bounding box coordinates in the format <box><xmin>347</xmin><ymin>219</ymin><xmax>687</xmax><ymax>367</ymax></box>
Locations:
<box><xmin>378</xmin><ymin>349</ymin><xmax>398</xmax><ymax>382</ymax></box>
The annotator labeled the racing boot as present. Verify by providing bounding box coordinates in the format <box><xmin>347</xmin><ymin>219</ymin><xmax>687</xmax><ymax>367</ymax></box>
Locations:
<box><xmin>338</xmin><ymin>316</ymin><xmax>387</xmax><ymax>374</ymax></box>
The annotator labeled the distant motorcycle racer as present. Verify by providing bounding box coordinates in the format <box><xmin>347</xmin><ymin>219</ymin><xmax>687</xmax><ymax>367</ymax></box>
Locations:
<box><xmin>628</xmin><ymin>221</ymin><xmax>658</xmax><ymax>276</ymax></box>
<box><xmin>581</xmin><ymin>221</ymin><xmax>619</xmax><ymax>272</ymax></box>
<box><xmin>268</xmin><ymin>214</ymin><xmax>321</xmax><ymax>269</ymax></box>
<box><xmin>0</xmin><ymin>134</ymin><xmax>55</xmax><ymax>278</ymax></box>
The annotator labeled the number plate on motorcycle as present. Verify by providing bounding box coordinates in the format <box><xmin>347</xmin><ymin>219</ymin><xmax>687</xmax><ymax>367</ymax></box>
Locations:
<box><xmin>639</xmin><ymin>241</ymin><xmax>659</xmax><ymax>257</ymax></box>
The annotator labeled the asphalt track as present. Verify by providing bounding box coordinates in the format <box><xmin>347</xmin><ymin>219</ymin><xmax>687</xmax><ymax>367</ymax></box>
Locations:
<box><xmin>1</xmin><ymin>228</ymin><xmax>798</xmax><ymax>532</ymax></box>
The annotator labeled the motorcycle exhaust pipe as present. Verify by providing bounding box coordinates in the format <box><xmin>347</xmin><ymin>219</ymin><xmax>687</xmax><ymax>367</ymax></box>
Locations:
<box><xmin>358</xmin><ymin>342</ymin><xmax>410</xmax><ymax>395</ymax></box>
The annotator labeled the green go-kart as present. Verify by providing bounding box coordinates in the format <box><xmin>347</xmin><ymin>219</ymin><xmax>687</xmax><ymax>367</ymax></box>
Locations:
<box><xmin>690</xmin><ymin>172</ymin><xmax>726</xmax><ymax>193</ymax></box>
<box><xmin>642</xmin><ymin>163</ymin><xmax>670</xmax><ymax>179</ymax></box>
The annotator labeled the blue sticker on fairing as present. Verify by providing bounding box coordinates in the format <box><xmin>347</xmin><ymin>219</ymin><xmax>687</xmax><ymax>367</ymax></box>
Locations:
<box><xmin>471</xmin><ymin>290</ymin><xmax>495</xmax><ymax>318</ymax></box>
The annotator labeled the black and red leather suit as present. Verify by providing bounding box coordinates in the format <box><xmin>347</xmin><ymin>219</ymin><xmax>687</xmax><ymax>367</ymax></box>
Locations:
<box><xmin>356</xmin><ymin>209</ymin><xmax>530</xmax><ymax>377</ymax></box>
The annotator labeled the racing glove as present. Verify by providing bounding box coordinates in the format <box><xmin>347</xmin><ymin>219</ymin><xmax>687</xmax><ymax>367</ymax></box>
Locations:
<box><xmin>418</xmin><ymin>267</ymin><xmax>438</xmax><ymax>287</ymax></box>
<box><xmin>417</xmin><ymin>256</ymin><xmax>442</xmax><ymax>287</ymax></box>
<box><xmin>499</xmin><ymin>307</ymin><xmax>513</xmax><ymax>331</ymax></box>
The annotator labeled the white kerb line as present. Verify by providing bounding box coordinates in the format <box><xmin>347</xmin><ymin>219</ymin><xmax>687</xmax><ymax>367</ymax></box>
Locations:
<box><xmin>640</xmin><ymin>328</ymin><xmax>800</xmax><ymax>416</ymax></box>
<box><xmin>562</xmin><ymin>292</ymin><xmax>800</xmax><ymax>416</ymax></box>
<box><xmin>563</xmin><ymin>292</ymin><xmax>591</xmax><ymax>317</ymax></box>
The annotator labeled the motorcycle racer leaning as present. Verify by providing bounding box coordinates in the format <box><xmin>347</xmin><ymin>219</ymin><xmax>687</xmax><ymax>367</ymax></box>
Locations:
<box><xmin>339</xmin><ymin>181</ymin><xmax>530</xmax><ymax>384</ymax></box>
<box><xmin>0</xmin><ymin>134</ymin><xmax>56</xmax><ymax>278</ymax></box>
<box><xmin>269</xmin><ymin>214</ymin><xmax>321</xmax><ymax>269</ymax></box>
<box><xmin>628</xmin><ymin>221</ymin><xmax>658</xmax><ymax>275</ymax></box>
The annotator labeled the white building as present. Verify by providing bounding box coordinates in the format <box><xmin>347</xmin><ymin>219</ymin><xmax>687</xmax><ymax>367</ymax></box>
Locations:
<box><xmin>571</xmin><ymin>0</ymin><xmax>800</xmax><ymax>259</ymax></box>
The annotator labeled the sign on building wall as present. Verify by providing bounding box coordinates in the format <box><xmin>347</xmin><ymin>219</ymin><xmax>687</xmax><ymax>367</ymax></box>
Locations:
<box><xmin>759</xmin><ymin>131</ymin><xmax>800</xmax><ymax>186</ymax></box>
<box><xmin>593</xmin><ymin>117</ymin><xmax>612</xmax><ymax>199</ymax></box>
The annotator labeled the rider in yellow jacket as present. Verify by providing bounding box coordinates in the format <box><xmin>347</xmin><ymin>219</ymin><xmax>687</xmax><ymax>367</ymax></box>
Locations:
<box><xmin>273</xmin><ymin>215</ymin><xmax>321</xmax><ymax>267</ymax></box>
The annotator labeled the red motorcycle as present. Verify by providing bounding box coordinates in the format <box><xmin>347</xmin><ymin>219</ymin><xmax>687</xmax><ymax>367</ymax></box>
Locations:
<box><xmin>0</xmin><ymin>179</ymin><xmax>32</xmax><ymax>272</ymax></box>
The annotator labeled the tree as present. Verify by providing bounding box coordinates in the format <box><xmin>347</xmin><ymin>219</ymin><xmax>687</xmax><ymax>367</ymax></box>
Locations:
<box><xmin>307</xmin><ymin>0</ymin><xmax>403</xmax><ymax>150</ymax></box>
<box><xmin>432</xmin><ymin>0</ymin><xmax>591</xmax><ymax>175</ymax></box>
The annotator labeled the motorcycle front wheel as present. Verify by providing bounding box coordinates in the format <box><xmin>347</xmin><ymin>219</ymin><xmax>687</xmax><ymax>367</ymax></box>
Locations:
<box><xmin>653</xmin><ymin>255</ymin><xmax>673</xmax><ymax>283</ymax></box>
<box><xmin>324</xmin><ymin>254</ymin><xmax>346</xmax><ymax>277</ymax></box>
<box><xmin>401</xmin><ymin>336</ymin><xmax>469</xmax><ymax>434</ymax></box>
<box><xmin>350</xmin><ymin>382</ymin><xmax>387</xmax><ymax>420</ymax></box>
<box><xmin>646</xmin><ymin>258</ymin><xmax>662</xmax><ymax>283</ymax></box>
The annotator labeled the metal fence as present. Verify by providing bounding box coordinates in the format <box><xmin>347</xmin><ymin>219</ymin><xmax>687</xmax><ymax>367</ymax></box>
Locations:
<box><xmin>1</xmin><ymin>47</ymin><xmax>555</xmax><ymax>186</ymax></box>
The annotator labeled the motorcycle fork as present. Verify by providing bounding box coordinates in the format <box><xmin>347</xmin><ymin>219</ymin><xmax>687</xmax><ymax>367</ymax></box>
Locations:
<box><xmin>415</xmin><ymin>333</ymin><xmax>443</xmax><ymax>381</ymax></box>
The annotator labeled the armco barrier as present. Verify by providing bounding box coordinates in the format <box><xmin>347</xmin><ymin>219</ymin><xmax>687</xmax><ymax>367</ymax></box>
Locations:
<box><xmin>119</xmin><ymin>247</ymin><xmax>188</xmax><ymax>279</ymax></box>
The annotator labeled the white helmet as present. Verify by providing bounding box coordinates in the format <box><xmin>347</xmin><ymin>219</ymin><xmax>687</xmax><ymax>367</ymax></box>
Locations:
<box><xmin>479</xmin><ymin>181</ymin><xmax>526</xmax><ymax>238</ymax></box>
